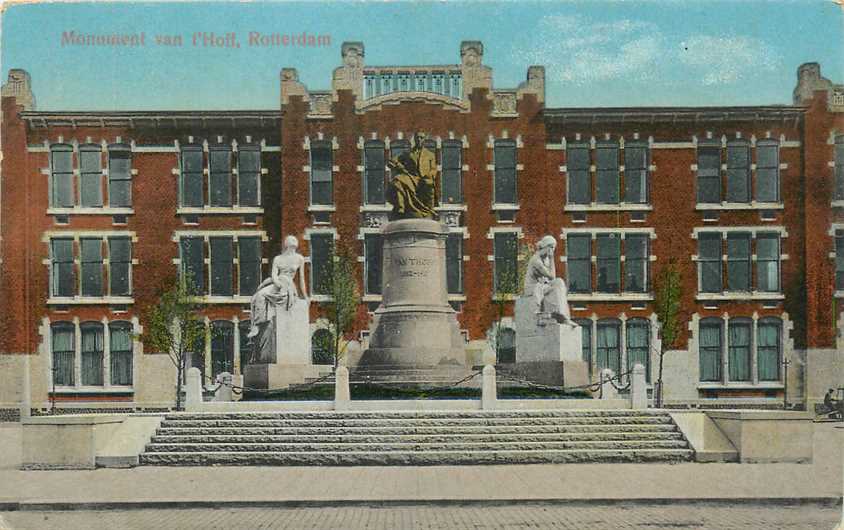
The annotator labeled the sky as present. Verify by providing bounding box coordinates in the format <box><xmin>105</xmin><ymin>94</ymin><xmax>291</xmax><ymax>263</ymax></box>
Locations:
<box><xmin>1</xmin><ymin>1</ymin><xmax>843</xmax><ymax>111</ymax></box>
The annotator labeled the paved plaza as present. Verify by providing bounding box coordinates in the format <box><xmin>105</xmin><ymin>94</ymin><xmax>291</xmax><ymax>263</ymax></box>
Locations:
<box><xmin>1</xmin><ymin>502</ymin><xmax>841</xmax><ymax>530</ymax></box>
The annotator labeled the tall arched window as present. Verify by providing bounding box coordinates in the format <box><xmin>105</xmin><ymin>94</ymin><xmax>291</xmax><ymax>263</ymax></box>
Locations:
<box><xmin>757</xmin><ymin>317</ymin><xmax>782</xmax><ymax>382</ymax></box>
<box><xmin>238</xmin><ymin>320</ymin><xmax>252</xmax><ymax>374</ymax></box>
<box><xmin>728</xmin><ymin>318</ymin><xmax>752</xmax><ymax>382</ymax></box>
<box><xmin>51</xmin><ymin>322</ymin><xmax>75</xmax><ymax>386</ymax></box>
<box><xmin>80</xmin><ymin>321</ymin><xmax>104</xmax><ymax>386</ymax></box>
<box><xmin>311</xmin><ymin>328</ymin><xmax>334</xmax><ymax>365</ymax></box>
<box><xmin>626</xmin><ymin>319</ymin><xmax>650</xmax><ymax>382</ymax></box>
<box><xmin>109</xmin><ymin>321</ymin><xmax>133</xmax><ymax>386</ymax></box>
<box><xmin>699</xmin><ymin>318</ymin><xmax>723</xmax><ymax>382</ymax></box>
<box><xmin>574</xmin><ymin>319</ymin><xmax>592</xmax><ymax>376</ymax></box>
<box><xmin>596</xmin><ymin>319</ymin><xmax>621</xmax><ymax>374</ymax></box>
<box><xmin>210</xmin><ymin>321</ymin><xmax>234</xmax><ymax>377</ymax></box>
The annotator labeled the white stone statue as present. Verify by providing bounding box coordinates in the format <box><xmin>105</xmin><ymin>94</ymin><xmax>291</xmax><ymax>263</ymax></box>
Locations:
<box><xmin>248</xmin><ymin>235</ymin><xmax>309</xmax><ymax>363</ymax></box>
<box><xmin>524</xmin><ymin>235</ymin><xmax>577</xmax><ymax>328</ymax></box>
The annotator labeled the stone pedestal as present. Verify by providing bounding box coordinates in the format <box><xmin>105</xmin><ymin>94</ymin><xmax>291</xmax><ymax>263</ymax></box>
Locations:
<box><xmin>359</xmin><ymin>219</ymin><xmax>465</xmax><ymax>369</ymax></box>
<box><xmin>244</xmin><ymin>297</ymin><xmax>316</xmax><ymax>391</ymax></box>
<box><xmin>514</xmin><ymin>295</ymin><xmax>582</xmax><ymax>363</ymax></box>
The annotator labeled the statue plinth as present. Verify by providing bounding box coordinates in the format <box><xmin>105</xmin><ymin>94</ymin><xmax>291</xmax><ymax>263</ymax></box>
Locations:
<box><xmin>359</xmin><ymin>219</ymin><xmax>465</xmax><ymax>368</ymax></box>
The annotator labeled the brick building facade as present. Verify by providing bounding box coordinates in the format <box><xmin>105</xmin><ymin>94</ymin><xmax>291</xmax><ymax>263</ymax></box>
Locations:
<box><xmin>0</xmin><ymin>42</ymin><xmax>842</xmax><ymax>414</ymax></box>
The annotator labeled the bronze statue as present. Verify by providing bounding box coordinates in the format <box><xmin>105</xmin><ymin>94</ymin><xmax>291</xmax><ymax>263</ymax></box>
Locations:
<box><xmin>387</xmin><ymin>133</ymin><xmax>437</xmax><ymax>219</ymax></box>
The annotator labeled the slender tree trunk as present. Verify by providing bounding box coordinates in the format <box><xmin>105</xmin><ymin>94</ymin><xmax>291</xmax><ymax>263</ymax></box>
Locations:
<box><xmin>656</xmin><ymin>349</ymin><xmax>666</xmax><ymax>408</ymax></box>
<box><xmin>175</xmin><ymin>365</ymin><xmax>183</xmax><ymax>411</ymax></box>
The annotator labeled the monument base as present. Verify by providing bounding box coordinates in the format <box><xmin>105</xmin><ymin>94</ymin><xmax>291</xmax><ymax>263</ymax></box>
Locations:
<box><xmin>496</xmin><ymin>360</ymin><xmax>590</xmax><ymax>389</ymax></box>
<box><xmin>243</xmin><ymin>363</ymin><xmax>327</xmax><ymax>391</ymax></box>
<box><xmin>361</xmin><ymin>308</ymin><xmax>466</xmax><ymax>367</ymax></box>
<box><xmin>514</xmin><ymin>295</ymin><xmax>582</xmax><ymax>363</ymax></box>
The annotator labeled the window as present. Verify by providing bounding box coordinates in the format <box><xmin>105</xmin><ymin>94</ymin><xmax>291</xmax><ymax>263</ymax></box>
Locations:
<box><xmin>80</xmin><ymin>322</ymin><xmax>104</xmax><ymax>386</ymax></box>
<box><xmin>180</xmin><ymin>145</ymin><xmax>204</xmax><ymax>207</ymax></box>
<box><xmin>566</xmin><ymin>143</ymin><xmax>590</xmax><ymax>204</ymax></box>
<box><xmin>364</xmin><ymin>233</ymin><xmax>383</xmax><ymax>296</ymax></box>
<box><xmin>624</xmin><ymin>143</ymin><xmax>649</xmax><ymax>204</ymax></box>
<box><xmin>109</xmin><ymin>321</ymin><xmax>133</xmax><ymax>386</ymax></box>
<box><xmin>50</xmin><ymin>238</ymin><xmax>75</xmax><ymax>297</ymax></box>
<box><xmin>493</xmin><ymin>139</ymin><xmax>517</xmax><ymax>205</ymax></box>
<box><xmin>446</xmin><ymin>233</ymin><xmax>463</xmax><ymax>295</ymax></box>
<box><xmin>624</xmin><ymin>234</ymin><xmax>648</xmax><ymax>292</ymax></box>
<box><xmin>312</xmin><ymin>328</ymin><xmax>334</xmax><ymax>365</ymax></box>
<box><xmin>497</xmin><ymin>327</ymin><xmax>516</xmax><ymax>363</ymax></box>
<box><xmin>209</xmin><ymin>146</ymin><xmax>232</xmax><ymax>207</ymax></box>
<box><xmin>238</xmin><ymin>237</ymin><xmax>262</xmax><ymax>296</ymax></box>
<box><xmin>699</xmin><ymin>318</ymin><xmax>722</xmax><ymax>382</ymax></box>
<box><xmin>238</xmin><ymin>320</ymin><xmax>252</xmax><ymax>372</ymax></box>
<box><xmin>79</xmin><ymin>145</ymin><xmax>103</xmax><ymax>207</ymax></box>
<box><xmin>697</xmin><ymin>143</ymin><xmax>721</xmax><ymax>204</ymax></box>
<box><xmin>596</xmin><ymin>141</ymin><xmax>619</xmax><ymax>204</ymax></box>
<box><xmin>390</xmin><ymin>139</ymin><xmax>410</xmax><ymax>161</ymax></box>
<box><xmin>698</xmin><ymin>233</ymin><xmax>722</xmax><ymax>293</ymax></box>
<box><xmin>237</xmin><ymin>146</ymin><xmax>261</xmax><ymax>207</ymax></box>
<box><xmin>80</xmin><ymin>238</ymin><xmax>103</xmax><ymax>297</ymax></box>
<box><xmin>576</xmin><ymin>319</ymin><xmax>592</xmax><ymax>377</ymax></box>
<box><xmin>626</xmin><ymin>319</ymin><xmax>650</xmax><ymax>382</ymax></box>
<box><xmin>836</xmin><ymin>230</ymin><xmax>844</xmax><ymax>290</ymax></box>
<box><xmin>210</xmin><ymin>237</ymin><xmax>234</xmax><ymax>296</ymax></box>
<box><xmin>566</xmin><ymin>235</ymin><xmax>591</xmax><ymax>293</ymax></box>
<box><xmin>50</xmin><ymin>144</ymin><xmax>74</xmax><ymax>208</ymax></box>
<box><xmin>493</xmin><ymin>232</ymin><xmax>518</xmax><ymax>294</ymax></box>
<box><xmin>596</xmin><ymin>319</ymin><xmax>621</xmax><ymax>374</ymax></box>
<box><xmin>210</xmin><ymin>321</ymin><xmax>234</xmax><ymax>377</ymax></box>
<box><xmin>310</xmin><ymin>141</ymin><xmax>333</xmax><ymax>206</ymax></box>
<box><xmin>728</xmin><ymin>319</ymin><xmax>752</xmax><ymax>381</ymax></box>
<box><xmin>108</xmin><ymin>145</ymin><xmax>132</xmax><ymax>207</ymax></box>
<box><xmin>835</xmin><ymin>135</ymin><xmax>844</xmax><ymax>201</ymax></box>
<box><xmin>596</xmin><ymin>234</ymin><xmax>620</xmax><ymax>293</ymax></box>
<box><xmin>756</xmin><ymin>140</ymin><xmax>779</xmax><ymax>202</ymax></box>
<box><xmin>757</xmin><ymin>318</ymin><xmax>781</xmax><ymax>382</ymax></box>
<box><xmin>364</xmin><ymin>140</ymin><xmax>386</xmax><ymax>205</ymax></box>
<box><xmin>441</xmin><ymin>140</ymin><xmax>463</xmax><ymax>204</ymax></box>
<box><xmin>180</xmin><ymin>236</ymin><xmax>205</xmax><ymax>295</ymax></box>
<box><xmin>51</xmin><ymin>322</ymin><xmax>75</xmax><ymax>386</ymax></box>
<box><xmin>726</xmin><ymin>233</ymin><xmax>751</xmax><ymax>291</ymax></box>
<box><xmin>756</xmin><ymin>233</ymin><xmax>780</xmax><ymax>292</ymax></box>
<box><xmin>726</xmin><ymin>141</ymin><xmax>750</xmax><ymax>203</ymax></box>
<box><xmin>310</xmin><ymin>232</ymin><xmax>334</xmax><ymax>295</ymax></box>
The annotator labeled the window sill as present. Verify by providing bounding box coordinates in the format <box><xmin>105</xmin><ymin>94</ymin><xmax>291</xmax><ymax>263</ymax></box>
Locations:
<box><xmin>564</xmin><ymin>204</ymin><xmax>652</xmax><ymax>212</ymax></box>
<box><xmin>176</xmin><ymin>207</ymin><xmax>263</xmax><ymax>215</ymax></box>
<box><xmin>695</xmin><ymin>202</ymin><xmax>784</xmax><ymax>211</ymax></box>
<box><xmin>307</xmin><ymin>205</ymin><xmax>336</xmax><ymax>213</ymax></box>
<box><xmin>435</xmin><ymin>204</ymin><xmax>467</xmax><ymax>212</ymax></box>
<box><xmin>47</xmin><ymin>207</ymin><xmax>134</xmax><ymax>215</ymax></box>
<box><xmin>835</xmin><ymin>291</ymin><xmax>844</xmax><ymax>299</ymax></box>
<box><xmin>697</xmin><ymin>383</ymin><xmax>784</xmax><ymax>390</ymax></box>
<box><xmin>491</xmin><ymin>203</ymin><xmax>519</xmax><ymax>211</ymax></box>
<box><xmin>362</xmin><ymin>294</ymin><xmax>383</xmax><ymax>302</ymax></box>
<box><xmin>194</xmin><ymin>296</ymin><xmax>252</xmax><ymax>304</ymax></box>
<box><xmin>567</xmin><ymin>293</ymin><xmax>654</xmax><ymax>302</ymax></box>
<box><xmin>47</xmin><ymin>297</ymin><xmax>134</xmax><ymax>305</ymax></box>
<box><xmin>696</xmin><ymin>292</ymin><xmax>785</xmax><ymax>301</ymax></box>
<box><xmin>310</xmin><ymin>294</ymin><xmax>334</xmax><ymax>302</ymax></box>
<box><xmin>448</xmin><ymin>294</ymin><xmax>467</xmax><ymax>302</ymax></box>
<box><xmin>358</xmin><ymin>203</ymin><xmax>393</xmax><ymax>213</ymax></box>
<box><xmin>832</xmin><ymin>200</ymin><xmax>844</xmax><ymax>209</ymax></box>
<box><xmin>50</xmin><ymin>387</ymin><xmax>135</xmax><ymax>394</ymax></box>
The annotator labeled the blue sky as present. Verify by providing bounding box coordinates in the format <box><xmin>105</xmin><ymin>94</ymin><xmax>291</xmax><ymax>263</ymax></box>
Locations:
<box><xmin>1</xmin><ymin>1</ymin><xmax>842</xmax><ymax>110</ymax></box>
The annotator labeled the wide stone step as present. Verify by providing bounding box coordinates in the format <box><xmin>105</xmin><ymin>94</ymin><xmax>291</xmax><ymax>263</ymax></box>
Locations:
<box><xmin>154</xmin><ymin>423</ymin><xmax>680</xmax><ymax>436</ymax></box>
<box><xmin>164</xmin><ymin>410</ymin><xmax>669</xmax><ymax>420</ymax></box>
<box><xmin>159</xmin><ymin>417</ymin><xmax>674</xmax><ymax>429</ymax></box>
<box><xmin>139</xmin><ymin>448</ymin><xmax>695</xmax><ymax>466</ymax></box>
<box><xmin>150</xmin><ymin>431</ymin><xmax>686</xmax><ymax>444</ymax></box>
<box><xmin>146</xmin><ymin>440</ymin><xmax>689</xmax><ymax>453</ymax></box>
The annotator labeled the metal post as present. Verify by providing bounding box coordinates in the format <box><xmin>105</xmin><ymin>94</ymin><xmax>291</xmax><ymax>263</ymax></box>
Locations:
<box><xmin>783</xmin><ymin>358</ymin><xmax>791</xmax><ymax>410</ymax></box>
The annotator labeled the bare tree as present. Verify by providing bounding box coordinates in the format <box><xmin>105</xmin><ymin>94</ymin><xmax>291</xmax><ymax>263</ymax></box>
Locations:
<box><xmin>142</xmin><ymin>274</ymin><xmax>206</xmax><ymax>411</ymax></box>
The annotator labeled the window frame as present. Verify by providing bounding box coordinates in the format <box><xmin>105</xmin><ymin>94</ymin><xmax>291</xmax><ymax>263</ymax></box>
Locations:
<box><xmin>755</xmin><ymin>140</ymin><xmax>780</xmax><ymax>203</ymax></box>
<box><xmin>80</xmin><ymin>321</ymin><xmax>105</xmax><ymax>386</ymax></box>
<box><xmin>566</xmin><ymin>234</ymin><xmax>592</xmax><ymax>293</ymax></box>
<box><xmin>440</xmin><ymin>139</ymin><xmax>463</xmax><ymax>205</ymax></box>
<box><xmin>50</xmin><ymin>144</ymin><xmax>75</xmax><ymax>208</ymax></box>
<box><xmin>309</xmin><ymin>140</ymin><xmax>334</xmax><ymax>207</ymax></box>
<box><xmin>107</xmin><ymin>144</ymin><xmax>133</xmax><ymax>208</ymax></box>
<box><xmin>623</xmin><ymin>142</ymin><xmax>650</xmax><ymax>204</ymax></box>
<box><xmin>363</xmin><ymin>139</ymin><xmax>386</xmax><ymax>205</ymax></box>
<box><xmin>596</xmin><ymin>234</ymin><xmax>621</xmax><ymax>294</ymax></box>
<box><xmin>595</xmin><ymin>141</ymin><xmax>620</xmax><ymax>204</ymax></box>
<box><xmin>698</xmin><ymin>318</ymin><xmax>723</xmax><ymax>383</ymax></box>
<box><xmin>237</xmin><ymin>145</ymin><xmax>262</xmax><ymax>207</ymax></box>
<box><xmin>493</xmin><ymin>139</ymin><xmax>517</xmax><ymax>206</ymax></box>
<box><xmin>493</xmin><ymin>232</ymin><xmax>519</xmax><ymax>296</ymax></box>
<box><xmin>309</xmin><ymin>232</ymin><xmax>335</xmax><ymax>296</ymax></box>
<box><xmin>696</xmin><ymin>143</ymin><xmax>722</xmax><ymax>204</ymax></box>
<box><xmin>726</xmin><ymin>140</ymin><xmax>751</xmax><ymax>203</ymax></box>
<box><xmin>566</xmin><ymin>143</ymin><xmax>591</xmax><ymax>205</ymax></box>
<box><xmin>596</xmin><ymin>319</ymin><xmax>621</xmax><ymax>375</ymax></box>
<box><xmin>835</xmin><ymin>135</ymin><xmax>844</xmax><ymax>202</ymax></box>
<box><xmin>78</xmin><ymin>144</ymin><xmax>103</xmax><ymax>208</ymax></box>
<box><xmin>180</xmin><ymin>144</ymin><xmax>204</xmax><ymax>208</ymax></box>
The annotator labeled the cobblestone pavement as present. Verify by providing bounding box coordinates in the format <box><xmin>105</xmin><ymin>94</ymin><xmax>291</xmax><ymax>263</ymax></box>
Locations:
<box><xmin>1</xmin><ymin>502</ymin><xmax>841</xmax><ymax>530</ymax></box>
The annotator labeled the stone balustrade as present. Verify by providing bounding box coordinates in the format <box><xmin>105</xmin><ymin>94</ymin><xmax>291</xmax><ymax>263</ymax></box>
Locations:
<box><xmin>363</xmin><ymin>68</ymin><xmax>463</xmax><ymax>100</ymax></box>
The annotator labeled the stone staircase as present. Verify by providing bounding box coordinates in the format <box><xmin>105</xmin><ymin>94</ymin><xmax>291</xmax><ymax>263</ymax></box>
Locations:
<box><xmin>139</xmin><ymin>410</ymin><xmax>694</xmax><ymax>466</ymax></box>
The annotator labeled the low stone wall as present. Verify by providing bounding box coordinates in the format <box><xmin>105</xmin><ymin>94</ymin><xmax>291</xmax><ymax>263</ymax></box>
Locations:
<box><xmin>21</xmin><ymin>414</ymin><xmax>126</xmax><ymax>469</ymax></box>
<box><xmin>706</xmin><ymin>410</ymin><xmax>814</xmax><ymax>463</ymax></box>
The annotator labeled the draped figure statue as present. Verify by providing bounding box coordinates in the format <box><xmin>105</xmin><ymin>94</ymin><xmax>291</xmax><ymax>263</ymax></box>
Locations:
<box><xmin>387</xmin><ymin>133</ymin><xmax>438</xmax><ymax>219</ymax></box>
<box><xmin>523</xmin><ymin>235</ymin><xmax>577</xmax><ymax>328</ymax></box>
<box><xmin>248</xmin><ymin>235</ymin><xmax>309</xmax><ymax>363</ymax></box>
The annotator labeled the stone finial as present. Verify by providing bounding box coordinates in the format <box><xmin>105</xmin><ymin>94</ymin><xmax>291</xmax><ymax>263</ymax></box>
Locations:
<box><xmin>460</xmin><ymin>41</ymin><xmax>484</xmax><ymax>66</ymax></box>
<box><xmin>281</xmin><ymin>67</ymin><xmax>309</xmax><ymax>105</ymax></box>
<box><xmin>1</xmin><ymin>69</ymin><xmax>36</xmax><ymax>110</ymax></box>
<box><xmin>332</xmin><ymin>41</ymin><xmax>365</xmax><ymax>100</ymax></box>
<box><xmin>516</xmin><ymin>65</ymin><xmax>545</xmax><ymax>104</ymax></box>
<box><xmin>793</xmin><ymin>62</ymin><xmax>832</xmax><ymax>105</ymax></box>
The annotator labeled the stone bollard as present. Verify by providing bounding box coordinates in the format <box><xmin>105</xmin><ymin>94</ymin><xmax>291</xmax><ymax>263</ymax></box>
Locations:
<box><xmin>482</xmin><ymin>365</ymin><xmax>497</xmax><ymax>410</ymax></box>
<box><xmin>19</xmin><ymin>355</ymin><xmax>31</xmax><ymax>420</ymax></box>
<box><xmin>185</xmin><ymin>367</ymin><xmax>203</xmax><ymax>410</ymax></box>
<box><xmin>213</xmin><ymin>372</ymin><xmax>233</xmax><ymax>402</ymax></box>
<box><xmin>599</xmin><ymin>369</ymin><xmax>618</xmax><ymax>400</ymax></box>
<box><xmin>334</xmin><ymin>366</ymin><xmax>351</xmax><ymax>411</ymax></box>
<box><xmin>630</xmin><ymin>363</ymin><xmax>647</xmax><ymax>410</ymax></box>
